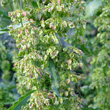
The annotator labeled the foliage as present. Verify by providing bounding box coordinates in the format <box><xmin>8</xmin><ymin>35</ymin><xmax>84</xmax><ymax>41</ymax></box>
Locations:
<box><xmin>85</xmin><ymin>0</ymin><xmax>102</xmax><ymax>17</ymax></box>
<box><xmin>9</xmin><ymin>90</ymin><xmax>35</xmax><ymax>110</ymax></box>
<box><xmin>0</xmin><ymin>41</ymin><xmax>12</xmax><ymax>80</ymax></box>
<box><xmin>90</xmin><ymin>0</ymin><xmax>110</xmax><ymax>109</ymax></box>
<box><xmin>0</xmin><ymin>82</ymin><xmax>15</xmax><ymax>110</ymax></box>
<box><xmin>1</xmin><ymin>0</ymin><xmax>110</xmax><ymax>110</ymax></box>
<box><xmin>79</xmin><ymin>0</ymin><xmax>110</xmax><ymax>110</ymax></box>
<box><xmin>0</xmin><ymin>40</ymin><xmax>16</xmax><ymax>109</ymax></box>
<box><xmin>0</xmin><ymin>2</ymin><xmax>11</xmax><ymax>28</ymax></box>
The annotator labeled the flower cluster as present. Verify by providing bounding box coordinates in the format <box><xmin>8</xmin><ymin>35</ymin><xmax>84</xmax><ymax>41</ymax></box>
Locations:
<box><xmin>9</xmin><ymin>0</ymin><xmax>86</xmax><ymax>109</ymax></box>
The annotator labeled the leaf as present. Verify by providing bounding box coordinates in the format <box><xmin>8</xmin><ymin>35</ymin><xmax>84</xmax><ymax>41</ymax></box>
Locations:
<box><xmin>0</xmin><ymin>31</ymin><xmax>8</xmax><ymax>34</ymax></box>
<box><xmin>67</xmin><ymin>28</ymin><xmax>75</xmax><ymax>38</ymax></box>
<box><xmin>48</xmin><ymin>58</ymin><xmax>61</xmax><ymax>97</ymax></box>
<box><xmin>0</xmin><ymin>10</ymin><xmax>10</xmax><ymax>19</ymax></box>
<box><xmin>10</xmin><ymin>21</ymin><xmax>29</xmax><ymax>29</ymax></box>
<box><xmin>31</xmin><ymin>1</ymin><xmax>38</xmax><ymax>8</ymax></box>
<box><xmin>8</xmin><ymin>90</ymin><xmax>36</xmax><ymax>110</ymax></box>
<box><xmin>56</xmin><ymin>33</ymin><xmax>71</xmax><ymax>48</ymax></box>
<box><xmin>48</xmin><ymin>58</ymin><xmax>68</xmax><ymax>99</ymax></box>
<box><xmin>86</xmin><ymin>0</ymin><xmax>102</xmax><ymax>17</ymax></box>
<box><xmin>0</xmin><ymin>27</ymin><xmax>9</xmax><ymax>34</ymax></box>
<box><xmin>80</xmin><ymin>44</ymin><xmax>90</xmax><ymax>54</ymax></box>
<box><xmin>0</xmin><ymin>21</ymin><xmax>29</xmax><ymax>35</ymax></box>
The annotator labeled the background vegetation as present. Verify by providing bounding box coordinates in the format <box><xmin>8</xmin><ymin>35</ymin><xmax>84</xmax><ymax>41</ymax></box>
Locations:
<box><xmin>0</xmin><ymin>0</ymin><xmax>109</xmax><ymax>110</ymax></box>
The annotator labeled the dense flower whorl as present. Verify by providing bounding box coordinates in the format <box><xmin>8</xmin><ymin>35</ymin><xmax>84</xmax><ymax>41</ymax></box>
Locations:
<box><xmin>9</xmin><ymin>0</ymin><xmax>86</xmax><ymax>109</ymax></box>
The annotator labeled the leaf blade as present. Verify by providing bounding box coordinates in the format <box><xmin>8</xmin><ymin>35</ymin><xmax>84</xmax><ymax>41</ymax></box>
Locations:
<box><xmin>8</xmin><ymin>90</ymin><xmax>36</xmax><ymax>110</ymax></box>
<box><xmin>86</xmin><ymin>0</ymin><xmax>102</xmax><ymax>17</ymax></box>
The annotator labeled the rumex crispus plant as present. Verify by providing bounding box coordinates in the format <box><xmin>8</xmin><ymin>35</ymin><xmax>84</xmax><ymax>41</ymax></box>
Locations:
<box><xmin>9</xmin><ymin>0</ymin><xmax>86</xmax><ymax>109</ymax></box>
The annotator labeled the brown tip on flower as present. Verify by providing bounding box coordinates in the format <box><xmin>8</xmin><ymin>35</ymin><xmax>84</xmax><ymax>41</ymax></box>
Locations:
<box><xmin>22</xmin><ymin>11</ymin><xmax>26</xmax><ymax>17</ymax></box>
<box><xmin>31</xmin><ymin>72</ymin><xmax>33</xmax><ymax>78</ymax></box>
<box><xmin>81</xmin><ymin>7</ymin><xmax>85</xmax><ymax>10</ymax></box>
<box><xmin>67</xmin><ymin>78</ymin><xmax>70</xmax><ymax>84</ymax></box>
<box><xmin>8</xmin><ymin>12</ymin><xmax>11</xmax><ymax>17</ymax></box>
<box><xmin>27</xmin><ymin>18</ymin><xmax>30</xmax><ymax>21</ymax></box>
<box><xmin>57</xmin><ymin>0</ymin><xmax>60</xmax><ymax>4</ymax></box>
<box><xmin>14</xmin><ymin>64</ymin><xmax>16</xmax><ymax>67</ymax></box>
<box><xmin>37</xmin><ymin>68</ymin><xmax>43</xmax><ymax>75</ymax></box>
<box><xmin>67</xmin><ymin>59</ymin><xmax>72</xmax><ymax>65</ymax></box>
<box><xmin>48</xmin><ymin>93</ymin><xmax>54</xmax><ymax>98</ymax></box>
<box><xmin>30</xmin><ymin>19</ymin><xmax>35</xmax><ymax>23</ymax></box>
<box><xmin>19</xmin><ymin>30</ymin><xmax>22</xmax><ymax>34</ymax></box>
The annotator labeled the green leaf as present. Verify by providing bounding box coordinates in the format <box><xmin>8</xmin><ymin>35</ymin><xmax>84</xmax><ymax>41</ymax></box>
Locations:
<box><xmin>48</xmin><ymin>58</ymin><xmax>61</xmax><ymax>97</ymax></box>
<box><xmin>48</xmin><ymin>58</ymin><xmax>68</xmax><ymax>99</ymax></box>
<box><xmin>86</xmin><ymin>0</ymin><xmax>102</xmax><ymax>17</ymax></box>
<box><xmin>80</xmin><ymin>44</ymin><xmax>90</xmax><ymax>54</ymax></box>
<box><xmin>0</xmin><ymin>31</ymin><xmax>8</xmax><ymax>34</ymax></box>
<box><xmin>0</xmin><ymin>10</ymin><xmax>10</xmax><ymax>19</ymax></box>
<box><xmin>0</xmin><ymin>27</ymin><xmax>9</xmax><ymax>34</ymax></box>
<box><xmin>8</xmin><ymin>90</ymin><xmax>36</xmax><ymax>110</ymax></box>
<box><xmin>0</xmin><ymin>21</ymin><xmax>29</xmax><ymax>35</ymax></box>
<box><xmin>10</xmin><ymin>21</ymin><xmax>29</xmax><ymax>29</ymax></box>
<box><xmin>56</xmin><ymin>33</ymin><xmax>71</xmax><ymax>48</ymax></box>
<box><xmin>31</xmin><ymin>1</ymin><xmax>38</xmax><ymax>8</ymax></box>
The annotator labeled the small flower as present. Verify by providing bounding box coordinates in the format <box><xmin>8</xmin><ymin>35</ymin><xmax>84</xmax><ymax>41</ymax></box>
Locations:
<box><xmin>17</xmin><ymin>12</ymin><xmax>20</xmax><ymax>17</ymax></box>
<box><xmin>25</xmin><ymin>29</ymin><xmax>29</xmax><ymax>33</ymax></box>
<box><xmin>14</xmin><ymin>64</ymin><xmax>16</xmax><ymax>67</ymax></box>
<box><xmin>21</xmin><ymin>40</ymin><xmax>25</xmax><ymax>43</ymax></box>
<box><xmin>56</xmin><ymin>6</ymin><xmax>62</xmax><ymax>11</ymax></box>
<box><xmin>49</xmin><ymin>22</ymin><xmax>53</xmax><ymax>28</ymax></box>
<box><xmin>55</xmin><ymin>51</ymin><xmax>59</xmax><ymax>56</ymax></box>
<box><xmin>81</xmin><ymin>7</ymin><xmax>85</xmax><ymax>10</ymax></box>
<box><xmin>22</xmin><ymin>11</ymin><xmax>26</xmax><ymax>17</ymax></box>
<box><xmin>67</xmin><ymin>78</ymin><xmax>70</xmax><ymax>84</ymax></box>
<box><xmin>44</xmin><ymin>99</ymin><xmax>49</xmax><ymax>104</ymax></box>
<box><xmin>48</xmin><ymin>93</ymin><xmax>54</xmax><ymax>98</ymax></box>
<box><xmin>8</xmin><ymin>12</ymin><xmax>11</xmax><ymax>17</ymax></box>
<box><xmin>30</xmin><ymin>19</ymin><xmax>35</xmax><ymax>23</ymax></box>
<box><xmin>48</xmin><ymin>5</ymin><xmax>54</xmax><ymax>12</ymax></box>
<box><xmin>79</xmin><ymin>50</ymin><xmax>83</xmax><ymax>55</ymax></box>
<box><xmin>52</xmin><ymin>25</ymin><xmax>56</xmax><ymax>30</ymax></box>
<box><xmin>41</xmin><ymin>20</ymin><xmax>45</xmax><ymax>28</ymax></box>
<box><xmin>81</xmin><ymin>1</ymin><xmax>85</xmax><ymax>4</ymax></box>
<box><xmin>68</xmin><ymin>21</ymin><xmax>75</xmax><ymax>28</ymax></box>
<box><xmin>67</xmin><ymin>59</ymin><xmax>72</xmax><ymax>65</ymax></box>
<box><xmin>30</xmin><ymin>72</ymin><xmax>33</xmax><ymax>78</ymax></box>
<box><xmin>19</xmin><ymin>30</ymin><xmax>23</xmax><ymax>34</ymax></box>
<box><xmin>57</xmin><ymin>0</ymin><xmax>60</xmax><ymax>4</ymax></box>
<box><xmin>65</xmin><ymin>91</ymin><xmax>68</xmax><ymax>96</ymax></box>
<box><xmin>37</xmin><ymin>68</ymin><xmax>43</xmax><ymax>75</ymax></box>
<box><xmin>62</xmin><ymin>21</ymin><xmax>67</xmax><ymax>27</ymax></box>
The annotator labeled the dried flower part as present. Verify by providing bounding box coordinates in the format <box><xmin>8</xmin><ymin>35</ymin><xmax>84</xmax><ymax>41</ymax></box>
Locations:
<box><xmin>47</xmin><ymin>93</ymin><xmax>54</xmax><ymax>98</ymax></box>
<box><xmin>37</xmin><ymin>68</ymin><xmax>43</xmax><ymax>75</ymax></box>
<box><xmin>67</xmin><ymin>78</ymin><xmax>70</xmax><ymax>84</ymax></box>
<box><xmin>57</xmin><ymin>0</ymin><xmax>60</xmax><ymax>4</ymax></box>
<box><xmin>62</xmin><ymin>21</ymin><xmax>67</xmax><ymax>27</ymax></box>
<box><xmin>67</xmin><ymin>59</ymin><xmax>72</xmax><ymax>65</ymax></box>
<box><xmin>68</xmin><ymin>21</ymin><xmax>75</xmax><ymax>28</ymax></box>
<box><xmin>22</xmin><ymin>11</ymin><xmax>26</xmax><ymax>17</ymax></box>
<box><xmin>65</xmin><ymin>91</ymin><xmax>68</xmax><ymax>96</ymax></box>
